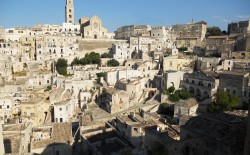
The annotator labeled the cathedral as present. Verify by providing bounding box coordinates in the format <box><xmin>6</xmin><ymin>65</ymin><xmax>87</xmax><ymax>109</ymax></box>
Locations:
<box><xmin>65</xmin><ymin>0</ymin><xmax>113</xmax><ymax>39</ymax></box>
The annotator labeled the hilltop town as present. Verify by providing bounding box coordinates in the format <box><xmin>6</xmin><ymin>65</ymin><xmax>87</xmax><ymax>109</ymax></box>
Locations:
<box><xmin>0</xmin><ymin>0</ymin><xmax>250</xmax><ymax>155</ymax></box>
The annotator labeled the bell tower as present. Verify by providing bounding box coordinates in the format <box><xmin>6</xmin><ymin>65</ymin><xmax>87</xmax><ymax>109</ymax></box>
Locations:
<box><xmin>65</xmin><ymin>0</ymin><xmax>74</xmax><ymax>24</ymax></box>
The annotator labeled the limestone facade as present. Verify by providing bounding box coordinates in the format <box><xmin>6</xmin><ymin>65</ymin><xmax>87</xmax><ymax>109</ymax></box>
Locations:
<box><xmin>79</xmin><ymin>16</ymin><xmax>113</xmax><ymax>39</ymax></box>
<box><xmin>172</xmin><ymin>21</ymin><xmax>207</xmax><ymax>52</ymax></box>
<box><xmin>182</xmin><ymin>71</ymin><xmax>219</xmax><ymax>100</ymax></box>
<box><xmin>105</xmin><ymin>88</ymin><xmax>130</xmax><ymax>114</ymax></box>
<box><xmin>163</xmin><ymin>56</ymin><xmax>195</xmax><ymax>71</ymax></box>
<box><xmin>115</xmin><ymin>25</ymin><xmax>151</xmax><ymax>39</ymax></box>
<box><xmin>228</xmin><ymin>20</ymin><xmax>250</xmax><ymax>35</ymax></box>
<box><xmin>218</xmin><ymin>71</ymin><xmax>250</xmax><ymax>104</ymax></box>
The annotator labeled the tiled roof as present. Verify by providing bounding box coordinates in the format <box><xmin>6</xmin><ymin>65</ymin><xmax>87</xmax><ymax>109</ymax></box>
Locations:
<box><xmin>183</xmin><ymin>112</ymin><xmax>246</xmax><ymax>145</ymax></box>
<box><xmin>31</xmin><ymin>122</ymin><xmax>72</xmax><ymax>149</ymax></box>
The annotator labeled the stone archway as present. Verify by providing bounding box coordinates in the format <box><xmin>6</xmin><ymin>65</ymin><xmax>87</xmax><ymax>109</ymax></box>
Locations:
<box><xmin>148</xmin><ymin>90</ymin><xmax>155</xmax><ymax>99</ymax></box>
<box><xmin>189</xmin><ymin>87</ymin><xmax>194</xmax><ymax>94</ymax></box>
<box><xmin>196</xmin><ymin>88</ymin><xmax>201</xmax><ymax>97</ymax></box>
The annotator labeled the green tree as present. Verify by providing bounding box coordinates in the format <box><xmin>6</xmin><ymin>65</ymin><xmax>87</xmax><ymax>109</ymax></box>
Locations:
<box><xmin>208</xmin><ymin>89</ymin><xmax>239</xmax><ymax>112</ymax></box>
<box><xmin>206</xmin><ymin>27</ymin><xmax>227</xmax><ymax>37</ymax></box>
<box><xmin>177</xmin><ymin>47</ymin><xmax>188</xmax><ymax>52</ymax></box>
<box><xmin>163</xmin><ymin>86</ymin><xmax>175</xmax><ymax>95</ymax></box>
<box><xmin>77</xmin><ymin>52</ymin><xmax>102</xmax><ymax>65</ymax></box>
<box><xmin>179</xmin><ymin>89</ymin><xmax>192</xmax><ymax>100</ymax></box>
<box><xmin>168</xmin><ymin>93</ymin><xmax>180</xmax><ymax>102</ymax></box>
<box><xmin>45</xmin><ymin>85</ymin><xmax>52</xmax><ymax>91</ymax></box>
<box><xmin>96</xmin><ymin>72</ymin><xmax>105</xmax><ymax>78</ymax></box>
<box><xmin>107</xmin><ymin>59</ymin><xmax>120</xmax><ymax>67</ymax></box>
<box><xmin>71</xmin><ymin>57</ymin><xmax>80</xmax><ymax>66</ymax></box>
<box><xmin>101</xmin><ymin>53</ymin><xmax>112</xmax><ymax>58</ymax></box>
<box><xmin>56</xmin><ymin>58</ymin><xmax>68</xmax><ymax>76</ymax></box>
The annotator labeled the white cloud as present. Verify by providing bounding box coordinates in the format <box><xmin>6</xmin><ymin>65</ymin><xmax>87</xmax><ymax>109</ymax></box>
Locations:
<box><xmin>212</xmin><ymin>16</ymin><xmax>224</xmax><ymax>19</ymax></box>
<box><xmin>235</xmin><ymin>15</ymin><xmax>250</xmax><ymax>19</ymax></box>
<box><xmin>222</xmin><ymin>19</ymin><xmax>231</xmax><ymax>23</ymax></box>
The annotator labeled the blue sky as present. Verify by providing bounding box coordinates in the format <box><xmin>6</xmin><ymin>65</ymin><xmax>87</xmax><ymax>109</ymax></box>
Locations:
<box><xmin>0</xmin><ymin>0</ymin><xmax>250</xmax><ymax>32</ymax></box>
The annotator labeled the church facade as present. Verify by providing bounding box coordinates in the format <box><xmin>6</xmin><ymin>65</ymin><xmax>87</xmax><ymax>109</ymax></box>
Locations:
<box><xmin>79</xmin><ymin>16</ymin><xmax>114</xmax><ymax>39</ymax></box>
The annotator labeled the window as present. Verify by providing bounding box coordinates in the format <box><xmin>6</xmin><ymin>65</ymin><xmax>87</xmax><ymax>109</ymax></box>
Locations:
<box><xmin>59</xmin><ymin>108</ymin><xmax>62</xmax><ymax>111</ymax></box>
<box><xmin>244</xmin><ymin>91</ymin><xmax>247</xmax><ymax>97</ymax></box>
<box><xmin>208</xmin><ymin>83</ymin><xmax>211</xmax><ymax>88</ymax></box>
<box><xmin>233</xmin><ymin>90</ymin><xmax>236</xmax><ymax>94</ymax></box>
<box><xmin>47</xmin><ymin>80</ymin><xmax>50</xmax><ymax>84</ymax></box>
<box><xmin>56</xmin><ymin>151</ymin><xmax>60</xmax><ymax>155</ymax></box>
<box><xmin>60</xmin><ymin>118</ymin><xmax>63</xmax><ymax>122</ymax></box>
<box><xmin>7</xmin><ymin>105</ymin><xmax>9</xmax><ymax>109</ymax></box>
<box><xmin>198</xmin><ymin>81</ymin><xmax>203</xmax><ymax>86</ymax></box>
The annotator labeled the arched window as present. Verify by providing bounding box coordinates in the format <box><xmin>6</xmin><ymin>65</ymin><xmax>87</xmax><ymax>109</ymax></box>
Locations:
<box><xmin>208</xmin><ymin>83</ymin><xmax>211</xmax><ymax>88</ymax></box>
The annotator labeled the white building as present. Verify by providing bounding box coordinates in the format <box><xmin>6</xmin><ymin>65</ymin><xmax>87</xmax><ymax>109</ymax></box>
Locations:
<box><xmin>54</xmin><ymin>99</ymin><xmax>74</xmax><ymax>123</ymax></box>
<box><xmin>112</xmin><ymin>43</ymin><xmax>133</xmax><ymax>63</ymax></box>
<box><xmin>151</xmin><ymin>26</ymin><xmax>173</xmax><ymax>48</ymax></box>
<box><xmin>0</xmin><ymin>97</ymin><xmax>12</xmax><ymax>122</ymax></box>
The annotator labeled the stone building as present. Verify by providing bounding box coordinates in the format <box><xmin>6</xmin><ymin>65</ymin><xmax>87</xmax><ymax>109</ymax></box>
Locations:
<box><xmin>111</xmin><ymin>43</ymin><xmax>133</xmax><ymax>63</ymax></box>
<box><xmin>65</xmin><ymin>0</ymin><xmax>75</xmax><ymax>24</ymax></box>
<box><xmin>21</xmin><ymin>93</ymin><xmax>50</xmax><ymax>126</ymax></box>
<box><xmin>182</xmin><ymin>71</ymin><xmax>219</xmax><ymax>101</ymax></box>
<box><xmin>79</xmin><ymin>16</ymin><xmax>113</xmax><ymax>39</ymax></box>
<box><xmin>228</xmin><ymin>20</ymin><xmax>250</xmax><ymax>35</ymax></box>
<box><xmin>205</xmin><ymin>35</ymin><xmax>228</xmax><ymax>56</ymax></box>
<box><xmin>218</xmin><ymin>71</ymin><xmax>250</xmax><ymax>104</ymax></box>
<box><xmin>154</xmin><ymin>70</ymin><xmax>185</xmax><ymax>91</ymax></box>
<box><xmin>115</xmin><ymin>77</ymin><xmax>149</xmax><ymax>102</ymax></box>
<box><xmin>180</xmin><ymin>112</ymin><xmax>247</xmax><ymax>155</ymax></box>
<box><xmin>172</xmin><ymin>21</ymin><xmax>207</xmax><ymax>51</ymax></box>
<box><xmin>54</xmin><ymin>99</ymin><xmax>74</xmax><ymax>123</ymax></box>
<box><xmin>35</xmin><ymin>35</ymin><xmax>80</xmax><ymax>61</ymax></box>
<box><xmin>174</xmin><ymin>98</ymin><xmax>198</xmax><ymax>121</ymax></box>
<box><xmin>195</xmin><ymin>57</ymin><xmax>234</xmax><ymax>71</ymax></box>
<box><xmin>163</xmin><ymin>56</ymin><xmax>195</xmax><ymax>71</ymax></box>
<box><xmin>105</xmin><ymin>88</ymin><xmax>130</xmax><ymax>114</ymax></box>
<box><xmin>115</xmin><ymin>25</ymin><xmax>151</xmax><ymax>39</ymax></box>
<box><xmin>116</xmin><ymin>115</ymin><xmax>147</xmax><ymax>148</ymax></box>
<box><xmin>3</xmin><ymin>123</ymin><xmax>32</xmax><ymax>154</ymax></box>
<box><xmin>31</xmin><ymin>123</ymin><xmax>73</xmax><ymax>155</ymax></box>
<box><xmin>150</xmin><ymin>26</ymin><xmax>174</xmax><ymax>48</ymax></box>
